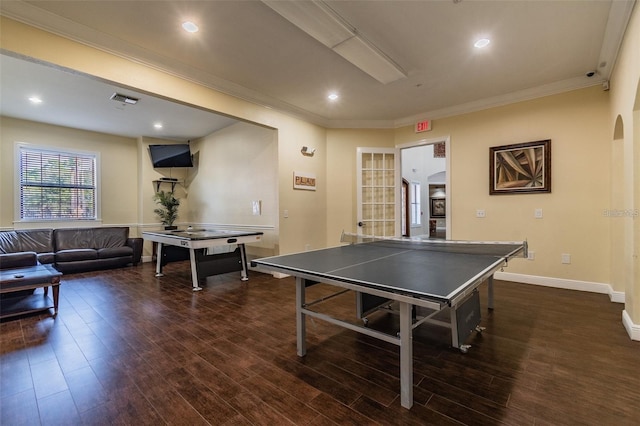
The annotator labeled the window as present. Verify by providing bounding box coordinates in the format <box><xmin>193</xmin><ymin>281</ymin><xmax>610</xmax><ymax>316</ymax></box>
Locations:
<box><xmin>410</xmin><ymin>181</ymin><xmax>421</xmax><ymax>226</ymax></box>
<box><xmin>18</xmin><ymin>145</ymin><xmax>97</xmax><ymax>221</ymax></box>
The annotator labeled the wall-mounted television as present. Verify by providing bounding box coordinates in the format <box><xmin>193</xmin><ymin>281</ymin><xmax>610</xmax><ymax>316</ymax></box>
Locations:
<box><xmin>149</xmin><ymin>144</ymin><xmax>193</xmax><ymax>168</ymax></box>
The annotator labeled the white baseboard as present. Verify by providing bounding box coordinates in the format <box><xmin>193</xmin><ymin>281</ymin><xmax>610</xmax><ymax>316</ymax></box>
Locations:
<box><xmin>496</xmin><ymin>272</ymin><xmax>639</xmax><ymax>341</ymax></box>
<box><xmin>622</xmin><ymin>310</ymin><xmax>640</xmax><ymax>341</ymax></box>
<box><xmin>494</xmin><ymin>272</ymin><xmax>625</xmax><ymax>303</ymax></box>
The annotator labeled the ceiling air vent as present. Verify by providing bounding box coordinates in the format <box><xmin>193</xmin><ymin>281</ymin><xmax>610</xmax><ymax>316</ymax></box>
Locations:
<box><xmin>110</xmin><ymin>93</ymin><xmax>139</xmax><ymax>105</ymax></box>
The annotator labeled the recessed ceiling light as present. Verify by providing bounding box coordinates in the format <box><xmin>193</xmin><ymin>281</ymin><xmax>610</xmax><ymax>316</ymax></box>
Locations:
<box><xmin>328</xmin><ymin>93</ymin><xmax>339</xmax><ymax>101</ymax></box>
<box><xmin>182</xmin><ymin>21</ymin><xmax>199</xmax><ymax>33</ymax></box>
<box><xmin>474</xmin><ymin>38</ymin><xmax>491</xmax><ymax>48</ymax></box>
<box><xmin>153</xmin><ymin>123</ymin><xmax>163</xmax><ymax>129</ymax></box>
<box><xmin>28</xmin><ymin>96</ymin><xmax>43</xmax><ymax>104</ymax></box>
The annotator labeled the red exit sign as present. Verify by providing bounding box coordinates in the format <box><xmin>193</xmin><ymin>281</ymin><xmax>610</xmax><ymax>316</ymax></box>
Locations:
<box><xmin>415</xmin><ymin>120</ymin><xmax>432</xmax><ymax>133</ymax></box>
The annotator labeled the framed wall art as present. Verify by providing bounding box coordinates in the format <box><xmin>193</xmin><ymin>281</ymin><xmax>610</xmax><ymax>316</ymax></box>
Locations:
<box><xmin>293</xmin><ymin>171</ymin><xmax>316</xmax><ymax>191</ymax></box>
<box><xmin>489</xmin><ymin>139</ymin><xmax>551</xmax><ymax>195</ymax></box>
<box><xmin>430</xmin><ymin>198</ymin><xmax>446</xmax><ymax>218</ymax></box>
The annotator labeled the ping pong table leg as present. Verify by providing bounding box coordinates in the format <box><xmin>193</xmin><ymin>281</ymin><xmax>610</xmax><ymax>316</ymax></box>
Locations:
<box><xmin>399</xmin><ymin>301</ymin><xmax>414</xmax><ymax>409</ymax></box>
<box><xmin>154</xmin><ymin>243</ymin><xmax>164</xmax><ymax>277</ymax></box>
<box><xmin>296</xmin><ymin>277</ymin><xmax>307</xmax><ymax>357</ymax></box>
<box><xmin>189</xmin><ymin>248</ymin><xmax>203</xmax><ymax>291</ymax></box>
<box><xmin>488</xmin><ymin>275</ymin><xmax>494</xmax><ymax>310</ymax></box>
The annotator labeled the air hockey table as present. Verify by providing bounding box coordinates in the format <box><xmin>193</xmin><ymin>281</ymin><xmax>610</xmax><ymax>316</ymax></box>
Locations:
<box><xmin>142</xmin><ymin>229</ymin><xmax>263</xmax><ymax>291</ymax></box>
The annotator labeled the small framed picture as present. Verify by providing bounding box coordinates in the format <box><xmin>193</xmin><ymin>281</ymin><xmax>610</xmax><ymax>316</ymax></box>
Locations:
<box><xmin>490</xmin><ymin>139</ymin><xmax>551</xmax><ymax>195</ymax></box>
<box><xmin>293</xmin><ymin>171</ymin><xmax>316</xmax><ymax>191</ymax></box>
<box><xmin>430</xmin><ymin>198</ymin><xmax>445</xmax><ymax>218</ymax></box>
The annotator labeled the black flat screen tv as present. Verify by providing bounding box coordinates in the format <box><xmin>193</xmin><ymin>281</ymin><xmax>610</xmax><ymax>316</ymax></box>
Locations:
<box><xmin>149</xmin><ymin>144</ymin><xmax>193</xmax><ymax>168</ymax></box>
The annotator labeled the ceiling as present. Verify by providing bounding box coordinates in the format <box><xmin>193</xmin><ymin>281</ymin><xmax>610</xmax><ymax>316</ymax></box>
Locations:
<box><xmin>0</xmin><ymin>0</ymin><xmax>636</xmax><ymax>140</ymax></box>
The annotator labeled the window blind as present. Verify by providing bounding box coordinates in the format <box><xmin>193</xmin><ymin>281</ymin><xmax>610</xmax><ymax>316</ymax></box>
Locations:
<box><xmin>19</xmin><ymin>147</ymin><xmax>97</xmax><ymax>220</ymax></box>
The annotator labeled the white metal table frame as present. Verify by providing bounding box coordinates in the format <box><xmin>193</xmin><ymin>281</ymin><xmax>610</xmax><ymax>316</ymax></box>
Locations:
<box><xmin>253</xmin><ymin>240</ymin><xmax>526</xmax><ymax>409</ymax></box>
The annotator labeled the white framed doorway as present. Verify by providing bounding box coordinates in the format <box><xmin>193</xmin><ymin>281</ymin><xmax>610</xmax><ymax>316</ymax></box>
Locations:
<box><xmin>397</xmin><ymin>136</ymin><xmax>451</xmax><ymax>240</ymax></box>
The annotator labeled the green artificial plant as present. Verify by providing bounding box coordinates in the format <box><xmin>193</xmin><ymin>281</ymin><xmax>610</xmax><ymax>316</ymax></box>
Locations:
<box><xmin>153</xmin><ymin>190</ymin><xmax>180</xmax><ymax>228</ymax></box>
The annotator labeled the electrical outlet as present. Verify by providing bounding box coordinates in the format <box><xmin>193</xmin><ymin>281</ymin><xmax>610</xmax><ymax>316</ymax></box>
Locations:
<box><xmin>476</xmin><ymin>209</ymin><xmax>486</xmax><ymax>218</ymax></box>
<box><xmin>535</xmin><ymin>208</ymin><xmax>543</xmax><ymax>219</ymax></box>
<box><xmin>561</xmin><ymin>253</ymin><xmax>571</xmax><ymax>264</ymax></box>
<box><xmin>527</xmin><ymin>250</ymin><xmax>535</xmax><ymax>261</ymax></box>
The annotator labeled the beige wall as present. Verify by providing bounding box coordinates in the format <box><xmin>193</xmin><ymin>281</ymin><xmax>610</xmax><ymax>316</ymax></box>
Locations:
<box><xmin>277</xmin><ymin>118</ymin><xmax>327</xmax><ymax>253</ymax></box>
<box><xmin>0</xmin><ymin>117</ymin><xmax>139</xmax><ymax>231</ymax></box>
<box><xmin>608</xmin><ymin>3</ymin><xmax>640</xmax><ymax>326</ymax></box>
<box><xmin>392</xmin><ymin>87</ymin><xmax>612</xmax><ymax>284</ymax></box>
<box><xmin>326</xmin><ymin>128</ymin><xmax>395</xmax><ymax>246</ymax></box>
<box><xmin>188</xmin><ymin>122</ymin><xmax>278</xmax><ymax>257</ymax></box>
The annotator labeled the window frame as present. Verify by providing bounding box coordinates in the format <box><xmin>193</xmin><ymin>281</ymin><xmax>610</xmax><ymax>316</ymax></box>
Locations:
<box><xmin>15</xmin><ymin>142</ymin><xmax>101</xmax><ymax>224</ymax></box>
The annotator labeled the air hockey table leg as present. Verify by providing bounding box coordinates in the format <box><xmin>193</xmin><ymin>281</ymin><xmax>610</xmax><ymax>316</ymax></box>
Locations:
<box><xmin>155</xmin><ymin>242</ymin><xmax>164</xmax><ymax>277</ymax></box>
<box><xmin>239</xmin><ymin>243</ymin><xmax>249</xmax><ymax>281</ymax></box>
<box><xmin>189</xmin><ymin>248</ymin><xmax>203</xmax><ymax>291</ymax></box>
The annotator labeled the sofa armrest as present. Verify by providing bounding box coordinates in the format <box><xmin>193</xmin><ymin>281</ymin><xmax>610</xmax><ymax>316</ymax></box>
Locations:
<box><xmin>0</xmin><ymin>252</ymin><xmax>38</xmax><ymax>270</ymax></box>
<box><xmin>127</xmin><ymin>238</ymin><xmax>143</xmax><ymax>265</ymax></box>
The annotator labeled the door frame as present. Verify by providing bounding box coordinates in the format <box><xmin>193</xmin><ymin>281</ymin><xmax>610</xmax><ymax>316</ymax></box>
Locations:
<box><xmin>397</xmin><ymin>136</ymin><xmax>451</xmax><ymax>240</ymax></box>
<box><xmin>402</xmin><ymin>179</ymin><xmax>409</xmax><ymax>237</ymax></box>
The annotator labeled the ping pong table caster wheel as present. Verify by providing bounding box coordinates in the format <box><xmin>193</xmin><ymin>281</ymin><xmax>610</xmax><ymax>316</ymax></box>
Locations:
<box><xmin>362</xmin><ymin>318</ymin><xmax>369</xmax><ymax>326</ymax></box>
<box><xmin>459</xmin><ymin>345</ymin><xmax>471</xmax><ymax>354</ymax></box>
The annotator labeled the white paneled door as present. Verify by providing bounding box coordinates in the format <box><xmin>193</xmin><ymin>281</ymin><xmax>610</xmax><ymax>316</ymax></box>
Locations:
<box><xmin>356</xmin><ymin>147</ymin><xmax>401</xmax><ymax>237</ymax></box>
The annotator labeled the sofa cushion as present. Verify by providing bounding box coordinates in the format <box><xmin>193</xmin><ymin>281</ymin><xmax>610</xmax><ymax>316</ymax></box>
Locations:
<box><xmin>0</xmin><ymin>229</ymin><xmax>54</xmax><ymax>254</ymax></box>
<box><xmin>97</xmin><ymin>247</ymin><xmax>133</xmax><ymax>259</ymax></box>
<box><xmin>55</xmin><ymin>249</ymin><xmax>97</xmax><ymax>262</ymax></box>
<box><xmin>54</xmin><ymin>227</ymin><xmax>129</xmax><ymax>251</ymax></box>
<box><xmin>0</xmin><ymin>252</ymin><xmax>38</xmax><ymax>269</ymax></box>
<box><xmin>36</xmin><ymin>253</ymin><xmax>56</xmax><ymax>265</ymax></box>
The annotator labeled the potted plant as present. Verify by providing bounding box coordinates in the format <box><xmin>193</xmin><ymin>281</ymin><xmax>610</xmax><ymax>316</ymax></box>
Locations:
<box><xmin>153</xmin><ymin>190</ymin><xmax>180</xmax><ymax>230</ymax></box>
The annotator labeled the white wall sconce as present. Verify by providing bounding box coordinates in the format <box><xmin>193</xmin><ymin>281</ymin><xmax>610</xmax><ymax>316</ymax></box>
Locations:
<box><xmin>301</xmin><ymin>146</ymin><xmax>316</xmax><ymax>156</ymax></box>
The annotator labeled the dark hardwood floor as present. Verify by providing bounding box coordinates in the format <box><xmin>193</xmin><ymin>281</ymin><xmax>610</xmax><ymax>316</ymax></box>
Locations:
<box><xmin>1</xmin><ymin>261</ymin><xmax>639</xmax><ymax>425</ymax></box>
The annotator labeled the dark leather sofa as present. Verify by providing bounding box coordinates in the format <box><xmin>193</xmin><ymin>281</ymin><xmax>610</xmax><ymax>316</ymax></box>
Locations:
<box><xmin>0</xmin><ymin>227</ymin><xmax>142</xmax><ymax>272</ymax></box>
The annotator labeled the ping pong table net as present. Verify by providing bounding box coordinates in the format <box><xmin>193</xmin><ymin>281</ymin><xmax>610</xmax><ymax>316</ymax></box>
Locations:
<box><xmin>339</xmin><ymin>231</ymin><xmax>527</xmax><ymax>258</ymax></box>
<box><xmin>340</xmin><ymin>231</ymin><xmax>385</xmax><ymax>245</ymax></box>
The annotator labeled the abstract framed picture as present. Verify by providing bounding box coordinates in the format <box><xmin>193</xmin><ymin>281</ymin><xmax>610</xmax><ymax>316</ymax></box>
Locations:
<box><xmin>490</xmin><ymin>139</ymin><xmax>551</xmax><ymax>195</ymax></box>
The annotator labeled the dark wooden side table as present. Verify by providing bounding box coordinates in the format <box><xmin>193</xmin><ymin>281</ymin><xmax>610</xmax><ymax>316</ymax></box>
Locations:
<box><xmin>0</xmin><ymin>264</ymin><xmax>62</xmax><ymax>319</ymax></box>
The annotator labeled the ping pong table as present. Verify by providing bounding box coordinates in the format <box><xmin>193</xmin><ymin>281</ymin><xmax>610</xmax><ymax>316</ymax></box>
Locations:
<box><xmin>142</xmin><ymin>229</ymin><xmax>263</xmax><ymax>291</ymax></box>
<box><xmin>251</xmin><ymin>236</ymin><xmax>526</xmax><ymax>409</ymax></box>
